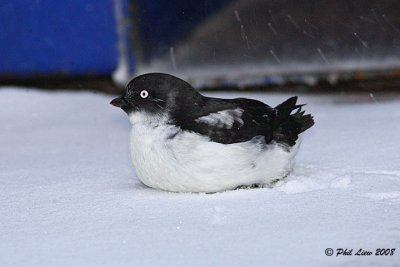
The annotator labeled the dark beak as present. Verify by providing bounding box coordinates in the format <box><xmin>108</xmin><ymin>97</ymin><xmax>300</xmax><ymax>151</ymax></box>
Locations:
<box><xmin>110</xmin><ymin>96</ymin><xmax>126</xmax><ymax>108</ymax></box>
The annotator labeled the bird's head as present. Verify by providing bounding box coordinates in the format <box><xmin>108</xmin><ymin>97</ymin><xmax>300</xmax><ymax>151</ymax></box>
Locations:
<box><xmin>110</xmin><ymin>73</ymin><xmax>201</xmax><ymax>124</ymax></box>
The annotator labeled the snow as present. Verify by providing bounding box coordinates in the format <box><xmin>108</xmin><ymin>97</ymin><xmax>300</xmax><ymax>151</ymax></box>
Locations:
<box><xmin>1</xmin><ymin>87</ymin><xmax>399</xmax><ymax>266</ymax></box>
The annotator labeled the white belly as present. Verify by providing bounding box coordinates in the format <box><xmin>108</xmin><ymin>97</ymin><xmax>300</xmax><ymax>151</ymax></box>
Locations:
<box><xmin>129</xmin><ymin>122</ymin><xmax>299</xmax><ymax>193</ymax></box>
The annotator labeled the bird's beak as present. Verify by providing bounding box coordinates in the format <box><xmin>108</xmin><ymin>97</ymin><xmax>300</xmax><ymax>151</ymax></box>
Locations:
<box><xmin>110</xmin><ymin>96</ymin><xmax>126</xmax><ymax>108</ymax></box>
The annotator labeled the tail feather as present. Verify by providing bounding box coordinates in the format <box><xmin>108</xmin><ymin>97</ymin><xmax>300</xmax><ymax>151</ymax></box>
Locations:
<box><xmin>273</xmin><ymin>96</ymin><xmax>314</xmax><ymax>146</ymax></box>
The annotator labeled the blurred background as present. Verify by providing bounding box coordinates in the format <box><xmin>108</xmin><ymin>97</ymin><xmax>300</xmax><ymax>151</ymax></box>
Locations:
<box><xmin>1</xmin><ymin>0</ymin><xmax>400</xmax><ymax>92</ymax></box>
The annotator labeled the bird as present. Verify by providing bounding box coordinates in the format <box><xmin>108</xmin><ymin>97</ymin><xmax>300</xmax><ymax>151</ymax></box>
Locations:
<box><xmin>110</xmin><ymin>73</ymin><xmax>314</xmax><ymax>193</ymax></box>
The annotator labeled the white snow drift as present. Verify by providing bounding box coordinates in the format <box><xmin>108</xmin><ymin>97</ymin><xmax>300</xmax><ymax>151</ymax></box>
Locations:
<box><xmin>0</xmin><ymin>88</ymin><xmax>399</xmax><ymax>266</ymax></box>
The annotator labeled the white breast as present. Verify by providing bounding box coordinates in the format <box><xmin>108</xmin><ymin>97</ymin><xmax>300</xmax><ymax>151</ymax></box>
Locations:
<box><xmin>129</xmin><ymin>113</ymin><xmax>300</xmax><ymax>193</ymax></box>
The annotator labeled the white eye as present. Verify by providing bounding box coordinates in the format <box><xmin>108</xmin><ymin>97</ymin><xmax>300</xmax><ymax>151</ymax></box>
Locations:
<box><xmin>140</xmin><ymin>90</ymin><xmax>149</xmax><ymax>98</ymax></box>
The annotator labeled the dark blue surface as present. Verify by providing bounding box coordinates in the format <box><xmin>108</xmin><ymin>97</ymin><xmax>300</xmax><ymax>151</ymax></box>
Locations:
<box><xmin>0</xmin><ymin>0</ymin><xmax>120</xmax><ymax>76</ymax></box>
<box><xmin>0</xmin><ymin>0</ymin><xmax>232</xmax><ymax>77</ymax></box>
<box><xmin>136</xmin><ymin>0</ymin><xmax>232</xmax><ymax>60</ymax></box>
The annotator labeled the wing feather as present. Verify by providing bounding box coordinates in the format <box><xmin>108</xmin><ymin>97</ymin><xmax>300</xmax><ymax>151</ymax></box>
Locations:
<box><xmin>177</xmin><ymin>97</ymin><xmax>276</xmax><ymax>144</ymax></box>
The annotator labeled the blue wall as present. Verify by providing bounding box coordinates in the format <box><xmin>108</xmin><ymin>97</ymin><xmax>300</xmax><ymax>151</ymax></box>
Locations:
<box><xmin>0</xmin><ymin>0</ymin><xmax>120</xmax><ymax>76</ymax></box>
<box><xmin>0</xmin><ymin>0</ymin><xmax>232</xmax><ymax>78</ymax></box>
<box><xmin>136</xmin><ymin>0</ymin><xmax>232</xmax><ymax>60</ymax></box>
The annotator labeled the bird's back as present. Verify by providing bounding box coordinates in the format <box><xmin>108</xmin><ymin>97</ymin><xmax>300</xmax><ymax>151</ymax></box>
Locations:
<box><xmin>176</xmin><ymin>95</ymin><xmax>314</xmax><ymax>146</ymax></box>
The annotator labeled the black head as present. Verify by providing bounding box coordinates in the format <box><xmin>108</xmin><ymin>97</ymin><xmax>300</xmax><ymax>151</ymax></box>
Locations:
<box><xmin>110</xmin><ymin>73</ymin><xmax>202</xmax><ymax>120</ymax></box>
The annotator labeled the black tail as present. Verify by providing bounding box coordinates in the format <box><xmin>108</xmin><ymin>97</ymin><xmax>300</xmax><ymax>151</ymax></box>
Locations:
<box><xmin>272</xmin><ymin>96</ymin><xmax>314</xmax><ymax>146</ymax></box>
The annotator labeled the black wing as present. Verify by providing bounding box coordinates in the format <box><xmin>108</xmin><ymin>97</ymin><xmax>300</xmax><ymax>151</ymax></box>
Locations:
<box><xmin>175</xmin><ymin>96</ymin><xmax>314</xmax><ymax>146</ymax></box>
<box><xmin>175</xmin><ymin>96</ymin><xmax>277</xmax><ymax>144</ymax></box>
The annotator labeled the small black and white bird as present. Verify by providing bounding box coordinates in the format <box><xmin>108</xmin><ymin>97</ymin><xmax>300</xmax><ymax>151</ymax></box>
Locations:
<box><xmin>111</xmin><ymin>73</ymin><xmax>314</xmax><ymax>193</ymax></box>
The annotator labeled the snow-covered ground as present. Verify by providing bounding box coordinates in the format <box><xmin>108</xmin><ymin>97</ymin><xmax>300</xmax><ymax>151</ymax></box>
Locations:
<box><xmin>1</xmin><ymin>87</ymin><xmax>399</xmax><ymax>266</ymax></box>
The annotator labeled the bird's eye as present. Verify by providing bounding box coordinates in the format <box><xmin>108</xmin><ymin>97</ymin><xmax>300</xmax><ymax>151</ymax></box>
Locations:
<box><xmin>140</xmin><ymin>90</ymin><xmax>149</xmax><ymax>98</ymax></box>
